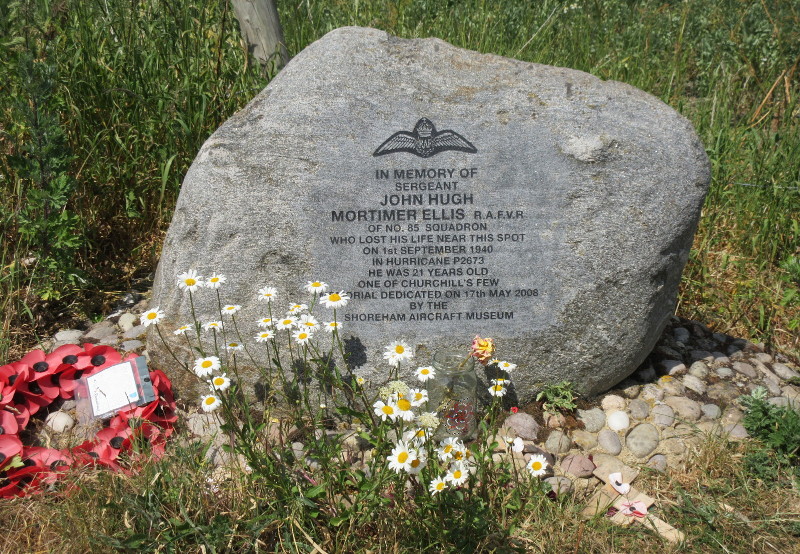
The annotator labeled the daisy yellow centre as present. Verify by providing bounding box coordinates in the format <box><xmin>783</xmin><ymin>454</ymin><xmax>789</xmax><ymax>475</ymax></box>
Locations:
<box><xmin>312</xmin><ymin>282</ymin><xmax>321</xmax><ymax>287</ymax></box>
<box><xmin>421</xmin><ymin>368</ymin><xmax>430</xmax><ymax>375</ymax></box>
<box><xmin>531</xmin><ymin>461</ymin><xmax>543</xmax><ymax>471</ymax></box>
<box><xmin>397</xmin><ymin>398</ymin><xmax>412</xmax><ymax>411</ymax></box>
<box><xmin>492</xmin><ymin>385</ymin><xmax>503</xmax><ymax>392</ymax></box>
<box><xmin>329</xmin><ymin>293</ymin><xmax>341</xmax><ymax>302</ymax></box>
<box><xmin>210</xmin><ymin>277</ymin><xmax>219</xmax><ymax>282</ymax></box>
<box><xmin>414</xmin><ymin>392</ymin><xmax>423</xmax><ymax>401</ymax></box>
<box><xmin>282</xmin><ymin>319</ymin><xmax>291</xmax><ymax>325</ymax></box>
<box><xmin>395</xmin><ymin>345</ymin><xmax>405</xmax><ymax>354</ymax></box>
<box><xmin>185</xmin><ymin>278</ymin><xmax>196</xmax><ymax>286</ymax></box>
<box><xmin>204</xmin><ymin>397</ymin><xmax>216</xmax><ymax>406</ymax></box>
<box><xmin>213</xmin><ymin>377</ymin><xmax>224</xmax><ymax>386</ymax></box>
<box><xmin>443</xmin><ymin>445</ymin><xmax>453</xmax><ymax>454</ymax></box>
<box><xmin>397</xmin><ymin>452</ymin><xmax>409</xmax><ymax>464</ymax></box>
<box><xmin>416</xmin><ymin>429</ymin><xmax>425</xmax><ymax>438</ymax></box>
<box><xmin>299</xmin><ymin>333</ymin><xmax>308</xmax><ymax>340</ymax></box>
<box><xmin>436</xmin><ymin>482</ymin><xmax>445</xmax><ymax>491</ymax></box>
<box><xmin>454</xmin><ymin>451</ymin><xmax>464</xmax><ymax>460</ymax></box>
<box><xmin>453</xmin><ymin>470</ymin><xmax>462</xmax><ymax>479</ymax></box>
<box><xmin>201</xmin><ymin>360</ymin><xmax>212</xmax><ymax>368</ymax></box>
<box><xmin>382</xmin><ymin>405</ymin><xmax>394</xmax><ymax>415</ymax></box>
<box><xmin>146</xmin><ymin>312</ymin><xmax>157</xmax><ymax>320</ymax></box>
<box><xmin>410</xmin><ymin>458</ymin><xmax>421</xmax><ymax>468</ymax></box>
<box><xmin>305</xmin><ymin>322</ymin><xmax>314</xmax><ymax>327</ymax></box>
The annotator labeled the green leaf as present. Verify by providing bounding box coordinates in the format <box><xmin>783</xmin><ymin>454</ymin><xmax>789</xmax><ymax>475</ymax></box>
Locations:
<box><xmin>305</xmin><ymin>484</ymin><xmax>326</xmax><ymax>499</ymax></box>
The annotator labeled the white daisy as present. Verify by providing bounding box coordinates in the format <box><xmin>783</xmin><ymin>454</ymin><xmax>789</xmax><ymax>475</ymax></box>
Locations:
<box><xmin>226</xmin><ymin>341</ymin><xmax>244</xmax><ymax>351</ymax></box>
<box><xmin>206</xmin><ymin>273</ymin><xmax>226</xmax><ymax>289</ymax></box>
<box><xmin>511</xmin><ymin>437</ymin><xmax>525</xmax><ymax>453</ymax></box>
<box><xmin>323</xmin><ymin>320</ymin><xmax>342</xmax><ymax>333</ymax></box>
<box><xmin>445</xmin><ymin>461</ymin><xmax>469</xmax><ymax>486</ymax></box>
<box><xmin>177</xmin><ymin>270</ymin><xmax>203</xmax><ymax>292</ymax></box>
<box><xmin>292</xmin><ymin>329</ymin><xmax>313</xmax><ymax>344</ymax></box>
<box><xmin>355</xmin><ymin>376</ymin><xmax>365</xmax><ymax>386</ymax></box>
<box><xmin>255</xmin><ymin>330</ymin><xmax>275</xmax><ymax>342</ymax></box>
<box><xmin>496</xmin><ymin>360</ymin><xmax>517</xmax><ymax>373</ymax></box>
<box><xmin>488</xmin><ymin>382</ymin><xmax>507</xmax><ymax>397</ymax></box>
<box><xmin>320</xmin><ymin>291</ymin><xmax>350</xmax><ymax>309</ymax></box>
<box><xmin>438</xmin><ymin>437</ymin><xmax>463</xmax><ymax>462</ymax></box>
<box><xmin>257</xmin><ymin>286</ymin><xmax>277</xmax><ymax>302</ymax></box>
<box><xmin>297</xmin><ymin>314</ymin><xmax>319</xmax><ymax>331</ymax></box>
<box><xmin>407</xmin><ymin>450</ymin><xmax>427</xmax><ymax>475</ymax></box>
<box><xmin>403</xmin><ymin>428</ymin><xmax>429</xmax><ymax>447</ymax></box>
<box><xmin>386</xmin><ymin>440</ymin><xmax>416</xmax><ymax>473</ymax></box>
<box><xmin>287</xmin><ymin>303</ymin><xmax>308</xmax><ymax>314</ymax></box>
<box><xmin>209</xmin><ymin>373</ymin><xmax>231</xmax><ymax>392</ymax></box>
<box><xmin>275</xmin><ymin>316</ymin><xmax>297</xmax><ymax>330</ymax></box>
<box><xmin>395</xmin><ymin>396</ymin><xmax>415</xmax><ymax>422</ymax></box>
<box><xmin>408</xmin><ymin>388</ymin><xmax>428</xmax><ymax>407</ymax></box>
<box><xmin>304</xmin><ymin>280</ymin><xmax>329</xmax><ymax>294</ymax></box>
<box><xmin>429</xmin><ymin>476</ymin><xmax>448</xmax><ymax>496</ymax></box>
<box><xmin>526</xmin><ymin>454</ymin><xmax>549</xmax><ymax>477</ymax></box>
<box><xmin>256</xmin><ymin>317</ymin><xmax>274</xmax><ymax>328</ymax></box>
<box><xmin>203</xmin><ymin>321</ymin><xmax>222</xmax><ymax>332</ymax></box>
<box><xmin>383</xmin><ymin>341</ymin><xmax>413</xmax><ymax>365</ymax></box>
<box><xmin>173</xmin><ymin>324</ymin><xmax>192</xmax><ymax>335</ymax></box>
<box><xmin>139</xmin><ymin>307</ymin><xmax>164</xmax><ymax>327</ymax></box>
<box><xmin>193</xmin><ymin>356</ymin><xmax>221</xmax><ymax>378</ymax></box>
<box><xmin>221</xmin><ymin>304</ymin><xmax>241</xmax><ymax>316</ymax></box>
<box><xmin>200</xmin><ymin>394</ymin><xmax>221</xmax><ymax>412</ymax></box>
<box><xmin>416</xmin><ymin>366</ymin><xmax>436</xmax><ymax>382</ymax></box>
<box><xmin>373</xmin><ymin>399</ymin><xmax>398</xmax><ymax>421</ymax></box>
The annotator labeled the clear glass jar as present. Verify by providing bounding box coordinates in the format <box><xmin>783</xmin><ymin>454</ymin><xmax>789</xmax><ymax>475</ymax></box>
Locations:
<box><xmin>427</xmin><ymin>350</ymin><xmax>478</xmax><ymax>441</ymax></box>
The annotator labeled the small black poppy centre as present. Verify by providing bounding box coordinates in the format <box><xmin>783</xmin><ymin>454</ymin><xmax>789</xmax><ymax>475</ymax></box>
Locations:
<box><xmin>0</xmin><ymin>453</ymin><xmax>5</xmax><ymax>464</ymax></box>
<box><xmin>51</xmin><ymin>374</ymin><xmax>60</xmax><ymax>387</ymax></box>
<box><xmin>33</xmin><ymin>361</ymin><xmax>49</xmax><ymax>373</ymax></box>
<box><xmin>109</xmin><ymin>437</ymin><xmax>124</xmax><ymax>449</ymax></box>
<box><xmin>62</xmin><ymin>354</ymin><xmax>78</xmax><ymax>364</ymax></box>
<box><xmin>73</xmin><ymin>370</ymin><xmax>84</xmax><ymax>380</ymax></box>
<box><xmin>91</xmin><ymin>355</ymin><xmax>106</xmax><ymax>366</ymax></box>
<box><xmin>88</xmin><ymin>452</ymin><xmax>99</xmax><ymax>459</ymax></box>
<box><xmin>8</xmin><ymin>375</ymin><xmax>17</xmax><ymax>385</ymax></box>
<box><xmin>50</xmin><ymin>460</ymin><xmax>67</xmax><ymax>471</ymax></box>
<box><xmin>0</xmin><ymin>425</ymin><xmax>5</xmax><ymax>434</ymax></box>
<box><xmin>28</xmin><ymin>382</ymin><xmax>43</xmax><ymax>395</ymax></box>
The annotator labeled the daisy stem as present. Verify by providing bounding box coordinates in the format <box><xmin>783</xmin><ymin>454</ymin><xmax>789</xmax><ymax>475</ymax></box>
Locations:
<box><xmin>155</xmin><ymin>324</ymin><xmax>191</xmax><ymax>376</ymax></box>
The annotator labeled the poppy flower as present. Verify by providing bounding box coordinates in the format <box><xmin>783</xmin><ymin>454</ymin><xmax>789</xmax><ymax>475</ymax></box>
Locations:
<box><xmin>0</xmin><ymin>409</ymin><xmax>19</xmax><ymax>435</ymax></box>
<box><xmin>17</xmin><ymin>348</ymin><xmax>67</xmax><ymax>381</ymax></box>
<box><xmin>77</xmin><ymin>345</ymin><xmax>123</xmax><ymax>377</ymax></box>
<box><xmin>0</xmin><ymin>434</ymin><xmax>23</xmax><ymax>468</ymax></box>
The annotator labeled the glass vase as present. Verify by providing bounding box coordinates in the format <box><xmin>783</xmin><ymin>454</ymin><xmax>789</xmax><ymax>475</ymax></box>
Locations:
<box><xmin>428</xmin><ymin>349</ymin><xmax>478</xmax><ymax>441</ymax></box>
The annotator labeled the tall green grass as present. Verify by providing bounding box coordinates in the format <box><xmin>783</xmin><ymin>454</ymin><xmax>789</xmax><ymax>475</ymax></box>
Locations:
<box><xmin>1</xmin><ymin>0</ymin><xmax>798</xmax><ymax>360</ymax></box>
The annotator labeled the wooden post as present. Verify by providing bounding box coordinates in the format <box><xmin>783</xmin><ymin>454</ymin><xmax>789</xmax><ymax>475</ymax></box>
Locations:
<box><xmin>230</xmin><ymin>0</ymin><xmax>289</xmax><ymax>74</ymax></box>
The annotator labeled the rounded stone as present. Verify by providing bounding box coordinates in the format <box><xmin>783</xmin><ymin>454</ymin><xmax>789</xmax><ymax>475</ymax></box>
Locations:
<box><xmin>772</xmin><ymin>363</ymin><xmax>800</xmax><ymax>381</ymax></box>
<box><xmin>619</xmin><ymin>381</ymin><xmax>642</xmax><ymax>399</ymax></box>
<box><xmin>732</xmin><ymin>361</ymin><xmax>757</xmax><ymax>379</ymax></box>
<box><xmin>636</xmin><ymin>365</ymin><xmax>657</xmax><ymax>383</ymax></box>
<box><xmin>658</xmin><ymin>376</ymin><xmax>686</xmax><ymax>396</ymax></box>
<box><xmin>660</xmin><ymin>437</ymin><xmax>686</xmax><ymax>456</ymax></box>
<box><xmin>504</xmin><ymin>412</ymin><xmax>540</xmax><ymax>441</ymax></box>
<box><xmin>546</xmin><ymin>413</ymin><xmax>567</xmax><ymax>429</ymax></box>
<box><xmin>664</xmin><ymin>396</ymin><xmax>702</xmax><ymax>422</ymax></box>
<box><xmin>559</xmin><ymin>453</ymin><xmax>596</xmax><ymax>478</ymax></box>
<box><xmin>682</xmin><ymin>374</ymin><xmax>707</xmax><ymax>395</ymax></box>
<box><xmin>45</xmin><ymin>411</ymin><xmax>75</xmax><ymax>433</ymax></box>
<box><xmin>117</xmin><ymin>312</ymin><xmax>138</xmax><ymax>332</ymax></box>
<box><xmin>598</xmin><ymin>429</ymin><xmax>622</xmax><ymax>455</ymax></box>
<box><xmin>640</xmin><ymin>383</ymin><xmax>665</xmax><ymax>402</ymax></box>
<box><xmin>715</xmin><ymin>367</ymin><xmax>734</xmax><ymax>378</ymax></box>
<box><xmin>545</xmin><ymin>476</ymin><xmax>572</xmax><ymax>495</ymax></box>
<box><xmin>690</xmin><ymin>350</ymin><xmax>714</xmax><ymax>362</ymax></box>
<box><xmin>571</xmin><ymin>430</ymin><xmax>598</xmax><ymax>450</ymax></box>
<box><xmin>625</xmin><ymin>423</ymin><xmax>659</xmax><ymax>458</ymax></box>
<box><xmin>601</xmin><ymin>395</ymin><xmax>626</xmax><ymax>412</ymax></box>
<box><xmin>673</xmin><ymin>327</ymin><xmax>690</xmax><ymax>343</ymax></box>
<box><xmin>754</xmin><ymin>352</ymin><xmax>773</xmax><ymax>364</ymax></box>
<box><xmin>700</xmin><ymin>403</ymin><xmax>721</xmax><ymax>420</ymax></box>
<box><xmin>688</xmin><ymin>361</ymin><xmax>709</xmax><ymax>379</ymax></box>
<box><xmin>707</xmin><ymin>382</ymin><xmax>742</xmax><ymax>404</ymax></box>
<box><xmin>577</xmin><ymin>407</ymin><xmax>606</xmax><ymax>433</ymax></box>
<box><xmin>647</xmin><ymin>454</ymin><xmax>667</xmax><ymax>472</ymax></box>
<box><xmin>660</xmin><ymin>360</ymin><xmax>686</xmax><ymax>375</ymax></box>
<box><xmin>723</xmin><ymin>424</ymin><xmax>749</xmax><ymax>439</ymax></box>
<box><xmin>652</xmin><ymin>404</ymin><xmax>675</xmax><ymax>427</ymax></box>
<box><xmin>768</xmin><ymin>396</ymin><xmax>800</xmax><ymax>411</ymax></box>
<box><xmin>544</xmin><ymin>430</ymin><xmax>572</xmax><ymax>454</ymax></box>
<box><xmin>628</xmin><ymin>399</ymin><xmax>650</xmax><ymax>420</ymax></box>
<box><xmin>721</xmin><ymin>407</ymin><xmax>744</xmax><ymax>425</ymax></box>
<box><xmin>606</xmin><ymin>410</ymin><xmax>630</xmax><ymax>431</ymax></box>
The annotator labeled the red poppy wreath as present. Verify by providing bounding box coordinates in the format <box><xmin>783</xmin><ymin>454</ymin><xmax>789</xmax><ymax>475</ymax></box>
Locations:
<box><xmin>0</xmin><ymin>343</ymin><xmax>177</xmax><ymax>498</ymax></box>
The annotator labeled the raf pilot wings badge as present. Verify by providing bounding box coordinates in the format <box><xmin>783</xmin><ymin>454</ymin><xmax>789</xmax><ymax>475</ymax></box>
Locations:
<box><xmin>373</xmin><ymin>118</ymin><xmax>477</xmax><ymax>158</ymax></box>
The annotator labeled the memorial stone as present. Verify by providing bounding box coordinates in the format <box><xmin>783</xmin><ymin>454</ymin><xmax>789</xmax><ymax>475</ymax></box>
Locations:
<box><xmin>149</xmin><ymin>27</ymin><xmax>710</xmax><ymax>401</ymax></box>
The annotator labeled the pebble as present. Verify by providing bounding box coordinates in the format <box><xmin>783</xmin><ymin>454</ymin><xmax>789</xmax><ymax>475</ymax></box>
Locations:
<box><xmin>121</xmin><ymin>340</ymin><xmax>145</xmax><ymax>352</ymax></box>
<box><xmin>732</xmin><ymin>361</ymin><xmax>757</xmax><ymax>379</ymax></box>
<box><xmin>117</xmin><ymin>313</ymin><xmax>138</xmax><ymax>332</ymax></box>
<box><xmin>660</xmin><ymin>360</ymin><xmax>686</xmax><ymax>375</ymax></box>
<box><xmin>546</xmin><ymin>413</ymin><xmax>567</xmax><ymax>429</ymax></box>
<box><xmin>625</xmin><ymin>424</ymin><xmax>659</xmax><ymax>458</ymax></box>
<box><xmin>772</xmin><ymin>363</ymin><xmax>799</xmax><ymax>381</ymax></box>
<box><xmin>782</xmin><ymin>385</ymin><xmax>800</xmax><ymax>402</ymax></box>
<box><xmin>628</xmin><ymin>399</ymin><xmax>649</xmax><ymax>420</ymax></box>
<box><xmin>673</xmin><ymin>327</ymin><xmax>691</xmax><ymax>343</ymax></box>
<box><xmin>700</xmin><ymin>403</ymin><xmax>721</xmax><ymax>420</ymax></box>
<box><xmin>606</xmin><ymin>410</ymin><xmax>630</xmax><ymax>431</ymax></box>
<box><xmin>601</xmin><ymin>395</ymin><xmax>626</xmax><ymax>412</ymax></box>
<box><xmin>54</xmin><ymin>329</ymin><xmax>84</xmax><ymax>343</ymax></box>
<box><xmin>664</xmin><ymin>396</ymin><xmax>702</xmax><ymax>422</ymax></box>
<box><xmin>186</xmin><ymin>413</ymin><xmax>222</xmax><ymax>437</ymax></box>
<box><xmin>597</xmin><ymin>429</ymin><xmax>622</xmax><ymax>455</ymax></box>
<box><xmin>706</xmin><ymin>382</ymin><xmax>741</xmax><ymax>404</ymax></box>
<box><xmin>647</xmin><ymin>454</ymin><xmax>667</xmax><ymax>472</ymax></box>
<box><xmin>721</xmin><ymin>407</ymin><xmax>744</xmax><ymax>425</ymax></box>
<box><xmin>754</xmin><ymin>352</ymin><xmax>773</xmax><ymax>364</ymax></box>
<box><xmin>45</xmin><ymin>411</ymin><xmax>75</xmax><ymax>433</ymax></box>
<box><xmin>545</xmin><ymin>476</ymin><xmax>572</xmax><ymax>495</ymax></box>
<box><xmin>652</xmin><ymin>404</ymin><xmax>675</xmax><ymax>427</ymax></box>
<box><xmin>682</xmin><ymin>374</ymin><xmax>707</xmax><ymax>394</ymax></box>
<box><xmin>712</xmin><ymin>332</ymin><xmax>729</xmax><ymax>345</ymax></box>
<box><xmin>635</xmin><ymin>365</ymin><xmax>657</xmax><ymax>382</ymax></box>
<box><xmin>711</xmin><ymin>353</ymin><xmax>731</xmax><ymax>367</ymax></box>
<box><xmin>640</xmin><ymin>383</ymin><xmax>664</xmax><ymax>402</ymax></box>
<box><xmin>577</xmin><ymin>408</ymin><xmax>605</xmax><ymax>432</ymax></box>
<box><xmin>688</xmin><ymin>361</ymin><xmax>709</xmax><ymax>379</ymax></box>
<box><xmin>559</xmin><ymin>454</ymin><xmax>595</xmax><ymax>478</ymax></box>
<box><xmin>715</xmin><ymin>367</ymin><xmax>734</xmax><ymax>378</ymax></box>
<box><xmin>504</xmin><ymin>412</ymin><xmax>540</xmax><ymax>440</ymax></box>
<box><xmin>723</xmin><ymin>424</ymin><xmax>749</xmax><ymax>439</ymax></box>
<box><xmin>659</xmin><ymin>437</ymin><xmax>686</xmax><ymax>457</ymax></box>
<box><xmin>658</xmin><ymin>376</ymin><xmax>686</xmax><ymax>396</ymax></box>
<box><xmin>619</xmin><ymin>381</ymin><xmax>642</xmax><ymax>399</ymax></box>
<box><xmin>83</xmin><ymin>320</ymin><xmax>117</xmax><ymax>341</ymax></box>
<box><xmin>544</xmin><ymin>430</ymin><xmax>572</xmax><ymax>453</ymax></box>
<box><xmin>571</xmin><ymin>430</ymin><xmax>598</xmax><ymax>450</ymax></box>
<box><xmin>768</xmin><ymin>396</ymin><xmax>799</xmax><ymax>411</ymax></box>
<box><xmin>690</xmin><ymin>350</ymin><xmax>714</xmax><ymax>362</ymax></box>
<box><xmin>123</xmin><ymin>325</ymin><xmax>146</xmax><ymax>339</ymax></box>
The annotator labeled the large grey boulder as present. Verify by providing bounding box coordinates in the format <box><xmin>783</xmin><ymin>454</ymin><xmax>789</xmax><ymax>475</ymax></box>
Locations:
<box><xmin>149</xmin><ymin>27</ymin><xmax>710</xmax><ymax>401</ymax></box>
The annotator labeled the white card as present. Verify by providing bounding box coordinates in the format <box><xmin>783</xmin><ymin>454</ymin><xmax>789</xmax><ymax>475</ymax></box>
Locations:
<box><xmin>86</xmin><ymin>361</ymin><xmax>141</xmax><ymax>417</ymax></box>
